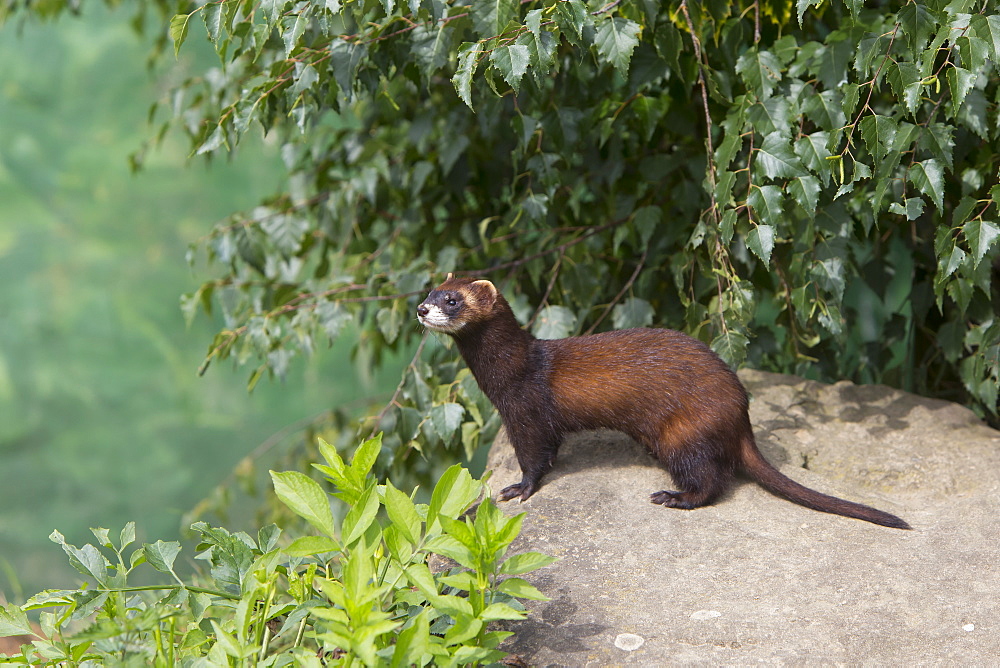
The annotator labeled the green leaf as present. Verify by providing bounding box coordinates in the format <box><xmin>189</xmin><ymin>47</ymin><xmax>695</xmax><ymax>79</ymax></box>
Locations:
<box><xmin>169</xmin><ymin>13</ymin><xmax>191</xmax><ymax>57</ymax></box>
<box><xmin>802</xmin><ymin>90</ymin><xmax>845</xmax><ymax>131</ymax></box>
<box><xmin>909</xmin><ymin>159</ymin><xmax>945</xmax><ymax>211</ymax></box>
<box><xmin>499</xmin><ymin>550</ymin><xmax>558</xmax><ymax>575</ymax></box>
<box><xmin>471</xmin><ymin>0</ymin><xmax>518</xmax><ymax>38</ymax></box>
<box><xmin>532</xmin><ymin>305</ymin><xmax>577</xmax><ymax>339</ymax></box>
<box><xmin>746</xmin><ymin>225</ymin><xmax>776</xmax><ymax>264</ymax></box>
<box><xmin>351</xmin><ymin>432</ymin><xmax>382</xmax><ymax>479</ymax></box>
<box><xmin>480</xmin><ymin>602</ymin><xmax>527</xmax><ymax>621</ymax></box>
<box><xmin>0</xmin><ymin>605</ymin><xmax>34</xmax><ymax>637</ymax></box>
<box><xmin>794</xmin><ymin>132</ymin><xmax>831</xmax><ymax>175</ymax></box>
<box><xmin>963</xmin><ymin>219</ymin><xmax>1000</xmax><ymax>268</ymax></box>
<box><xmin>938</xmin><ymin>245</ymin><xmax>967</xmax><ymax>280</ymax></box>
<box><xmin>341</xmin><ymin>484</ymin><xmax>380</xmax><ymax>546</ymax></box>
<box><xmin>490</xmin><ymin>44</ymin><xmax>530</xmax><ymax>92</ymax></box>
<box><xmin>897</xmin><ymin>3</ymin><xmax>938</xmax><ymax>53</ymax></box>
<box><xmin>554</xmin><ymin>0</ymin><xmax>590</xmax><ymax>43</ymax></box>
<box><xmin>747</xmin><ymin>185</ymin><xmax>784</xmax><ymax>226</ymax></box>
<box><xmin>453</xmin><ymin>43</ymin><xmax>481</xmax><ymax>110</ymax></box>
<box><xmin>427</xmin><ymin>464</ymin><xmax>480</xmax><ymax>530</ymax></box>
<box><xmin>144</xmin><ymin>540</ymin><xmax>182</xmax><ymax>575</ymax></box>
<box><xmin>755</xmin><ymin>133</ymin><xmax>807</xmax><ymax>179</ymax></box>
<box><xmin>203</xmin><ymin>3</ymin><xmax>223</xmax><ymax>46</ymax></box>
<box><xmin>946</xmin><ymin>66</ymin><xmax>977</xmax><ymax>117</ymax></box>
<box><xmin>284</xmin><ymin>535</ymin><xmax>340</xmax><ymax>557</ymax></box>
<box><xmin>430</xmin><ymin>402</ymin><xmax>464</xmax><ymax>442</ymax></box>
<box><xmin>736</xmin><ymin>47</ymin><xmax>782</xmax><ymax>99</ymax></box>
<box><xmin>789</xmin><ymin>176</ymin><xmax>820</xmax><ymax>218</ymax></box>
<box><xmin>859</xmin><ymin>114</ymin><xmax>897</xmax><ymax>159</ymax></box>
<box><xmin>497</xmin><ymin>577</ymin><xmax>548</xmax><ymax>600</ymax></box>
<box><xmin>594</xmin><ymin>17</ymin><xmax>641</xmax><ymax>75</ymax></box>
<box><xmin>384</xmin><ymin>480</ymin><xmax>422</xmax><ymax>544</ymax></box>
<box><xmin>612</xmin><ymin>298</ymin><xmax>654</xmax><ymax>329</ymax></box>
<box><xmin>971</xmin><ymin>14</ymin><xmax>1000</xmax><ymax>65</ymax></box>
<box><xmin>811</xmin><ymin>257</ymin><xmax>846</xmax><ymax>302</ymax></box>
<box><xmin>919</xmin><ymin>123</ymin><xmax>955</xmax><ymax>168</ymax></box>
<box><xmin>711</xmin><ymin>331</ymin><xmax>749</xmax><ymax>368</ymax></box>
<box><xmin>270</xmin><ymin>470</ymin><xmax>335</xmax><ymax>538</ymax></box>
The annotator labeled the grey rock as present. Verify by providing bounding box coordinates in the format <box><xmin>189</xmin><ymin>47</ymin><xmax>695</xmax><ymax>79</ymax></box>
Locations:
<box><xmin>488</xmin><ymin>369</ymin><xmax>1000</xmax><ymax>665</ymax></box>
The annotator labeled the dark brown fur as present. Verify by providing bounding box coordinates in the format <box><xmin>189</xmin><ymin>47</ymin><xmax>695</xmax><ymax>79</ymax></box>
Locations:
<box><xmin>417</xmin><ymin>276</ymin><xmax>910</xmax><ymax>530</ymax></box>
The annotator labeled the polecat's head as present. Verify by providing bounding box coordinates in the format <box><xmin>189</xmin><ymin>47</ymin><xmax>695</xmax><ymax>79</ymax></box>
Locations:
<box><xmin>416</xmin><ymin>274</ymin><xmax>499</xmax><ymax>335</ymax></box>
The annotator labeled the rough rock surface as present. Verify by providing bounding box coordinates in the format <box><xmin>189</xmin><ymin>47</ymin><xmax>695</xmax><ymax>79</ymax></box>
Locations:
<box><xmin>489</xmin><ymin>369</ymin><xmax>1000</xmax><ymax>665</ymax></box>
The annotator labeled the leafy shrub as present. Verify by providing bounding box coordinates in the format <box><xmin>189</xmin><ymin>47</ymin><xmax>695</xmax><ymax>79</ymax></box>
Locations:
<box><xmin>0</xmin><ymin>435</ymin><xmax>554</xmax><ymax>666</ymax></box>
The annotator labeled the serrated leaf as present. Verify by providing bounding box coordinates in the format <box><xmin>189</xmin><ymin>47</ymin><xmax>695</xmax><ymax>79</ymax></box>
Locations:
<box><xmin>203</xmin><ymin>3</ymin><xmax>223</xmax><ymax>46</ymax></box>
<box><xmin>270</xmin><ymin>470</ymin><xmax>335</xmax><ymax>538</ymax></box>
<box><xmin>144</xmin><ymin>540</ymin><xmax>181</xmax><ymax>575</ymax></box>
<box><xmin>918</xmin><ymin>123</ymin><xmax>954</xmax><ymax>168</ymax></box>
<box><xmin>746</xmin><ymin>225</ymin><xmax>776</xmax><ymax>264</ymax></box>
<box><xmin>947</xmin><ymin>66</ymin><xmax>977</xmax><ymax>117</ymax></box>
<box><xmin>430</xmin><ymin>402</ymin><xmax>464</xmax><ymax>442</ymax></box>
<box><xmin>756</xmin><ymin>133</ymin><xmax>807</xmax><ymax>179</ymax></box>
<box><xmin>453</xmin><ymin>43</ymin><xmax>481</xmax><ymax>110</ymax></box>
<box><xmin>795</xmin><ymin>131</ymin><xmax>831</xmax><ymax>176</ymax></box>
<box><xmin>802</xmin><ymin>89</ymin><xmax>845</xmax><ymax>131</ymax></box>
<box><xmin>939</xmin><ymin>245</ymin><xmax>967</xmax><ymax>279</ymax></box>
<box><xmin>612</xmin><ymin>298</ymin><xmax>654</xmax><ymax>329</ymax></box>
<box><xmin>554</xmin><ymin>0</ymin><xmax>589</xmax><ymax>42</ymax></box>
<box><xmin>169</xmin><ymin>13</ymin><xmax>191</xmax><ymax>57</ymax></box>
<box><xmin>811</xmin><ymin>257</ymin><xmax>846</xmax><ymax>302</ymax></box>
<box><xmin>490</xmin><ymin>44</ymin><xmax>530</xmax><ymax>92</ymax></box>
<box><xmin>971</xmin><ymin>14</ymin><xmax>1000</xmax><ymax>65</ymax></box>
<box><xmin>736</xmin><ymin>47</ymin><xmax>782</xmax><ymax>99</ymax></box>
<box><xmin>909</xmin><ymin>159</ymin><xmax>945</xmax><ymax>211</ymax></box>
<box><xmin>747</xmin><ymin>184</ymin><xmax>784</xmax><ymax>226</ymax></box>
<box><xmin>963</xmin><ymin>219</ymin><xmax>1000</xmax><ymax>268</ymax></box>
<box><xmin>471</xmin><ymin>0</ymin><xmax>518</xmax><ymax>38</ymax></box>
<box><xmin>532</xmin><ymin>305</ymin><xmax>577</xmax><ymax>339</ymax></box>
<box><xmin>711</xmin><ymin>331</ymin><xmax>749</xmax><ymax>368</ymax></box>
<box><xmin>796</xmin><ymin>0</ymin><xmax>823</xmax><ymax>26</ymax></box>
<box><xmin>411</xmin><ymin>23</ymin><xmax>452</xmax><ymax>73</ymax></box>
<box><xmin>594</xmin><ymin>17</ymin><xmax>640</xmax><ymax>75</ymax></box>
<box><xmin>789</xmin><ymin>175</ymin><xmax>821</xmax><ymax>218</ymax></box>
<box><xmin>897</xmin><ymin>3</ymin><xmax>938</xmax><ymax>53</ymax></box>
<box><xmin>859</xmin><ymin>114</ymin><xmax>897</xmax><ymax>159</ymax></box>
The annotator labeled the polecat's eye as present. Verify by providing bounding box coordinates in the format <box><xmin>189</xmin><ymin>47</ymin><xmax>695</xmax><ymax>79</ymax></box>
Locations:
<box><xmin>446</xmin><ymin>298</ymin><xmax>457</xmax><ymax>306</ymax></box>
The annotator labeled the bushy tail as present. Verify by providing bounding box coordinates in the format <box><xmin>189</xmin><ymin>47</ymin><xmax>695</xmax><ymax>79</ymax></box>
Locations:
<box><xmin>740</xmin><ymin>437</ymin><xmax>911</xmax><ymax>530</ymax></box>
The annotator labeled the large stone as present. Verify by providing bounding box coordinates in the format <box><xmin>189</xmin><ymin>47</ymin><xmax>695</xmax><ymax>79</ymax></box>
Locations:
<box><xmin>489</xmin><ymin>370</ymin><xmax>1000</xmax><ymax>665</ymax></box>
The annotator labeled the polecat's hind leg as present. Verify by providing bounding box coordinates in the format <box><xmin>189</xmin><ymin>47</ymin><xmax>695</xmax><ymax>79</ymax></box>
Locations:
<box><xmin>650</xmin><ymin>440</ymin><xmax>733</xmax><ymax>509</ymax></box>
<box><xmin>498</xmin><ymin>478</ymin><xmax>540</xmax><ymax>502</ymax></box>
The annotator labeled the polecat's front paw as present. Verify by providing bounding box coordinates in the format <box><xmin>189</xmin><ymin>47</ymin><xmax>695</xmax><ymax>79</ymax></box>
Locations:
<box><xmin>498</xmin><ymin>480</ymin><xmax>538</xmax><ymax>502</ymax></box>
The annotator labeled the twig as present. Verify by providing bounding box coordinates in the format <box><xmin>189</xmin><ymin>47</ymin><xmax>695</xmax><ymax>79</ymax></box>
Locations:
<box><xmin>584</xmin><ymin>250</ymin><xmax>648</xmax><ymax>335</ymax></box>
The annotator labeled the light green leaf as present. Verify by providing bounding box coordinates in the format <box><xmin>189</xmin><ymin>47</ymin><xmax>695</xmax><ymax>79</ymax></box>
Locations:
<box><xmin>938</xmin><ymin>245</ymin><xmax>967</xmax><ymax>279</ymax></box>
<box><xmin>554</xmin><ymin>0</ymin><xmax>590</xmax><ymax>42</ymax></box>
<box><xmin>499</xmin><ymin>551</ymin><xmax>558</xmax><ymax>575</ymax></box>
<box><xmin>746</xmin><ymin>225</ymin><xmax>776</xmax><ymax>264</ymax></box>
<box><xmin>612</xmin><ymin>298</ymin><xmax>654</xmax><ymax>329</ymax></box>
<box><xmin>270</xmin><ymin>470</ymin><xmax>335</xmax><ymax>538</ymax></box>
<box><xmin>384</xmin><ymin>480</ymin><xmax>421</xmax><ymax>544</ymax></box>
<box><xmin>341</xmin><ymin>484</ymin><xmax>380</xmax><ymax>546</ymax></box>
<box><xmin>0</xmin><ymin>605</ymin><xmax>34</xmax><ymax>637</ymax></box>
<box><xmin>909</xmin><ymin>159</ymin><xmax>945</xmax><ymax>211</ymax></box>
<box><xmin>350</xmin><ymin>432</ymin><xmax>382</xmax><ymax>479</ymax></box>
<box><xmin>284</xmin><ymin>535</ymin><xmax>340</xmax><ymax>557</ymax></box>
<box><xmin>143</xmin><ymin>540</ymin><xmax>181</xmax><ymax>575</ymax></box>
<box><xmin>963</xmin><ymin>219</ymin><xmax>1000</xmax><ymax>268</ymax></box>
<box><xmin>533</xmin><ymin>305</ymin><xmax>577</xmax><ymax>339</ymax></box>
<box><xmin>594</xmin><ymin>17</ymin><xmax>641</xmax><ymax>75</ymax></box>
<box><xmin>497</xmin><ymin>577</ymin><xmax>548</xmax><ymax>600</ymax></box>
<box><xmin>169</xmin><ymin>13</ymin><xmax>191</xmax><ymax>57</ymax></box>
<box><xmin>430</xmin><ymin>402</ymin><xmax>464</xmax><ymax>442</ymax></box>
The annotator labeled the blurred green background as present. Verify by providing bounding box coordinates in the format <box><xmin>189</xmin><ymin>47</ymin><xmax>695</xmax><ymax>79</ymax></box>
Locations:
<box><xmin>0</xmin><ymin>6</ymin><xmax>392</xmax><ymax>597</ymax></box>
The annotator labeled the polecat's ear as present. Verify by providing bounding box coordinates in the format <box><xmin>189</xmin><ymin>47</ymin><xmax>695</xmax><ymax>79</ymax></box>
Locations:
<box><xmin>446</xmin><ymin>272</ymin><xmax>454</xmax><ymax>280</ymax></box>
<box><xmin>471</xmin><ymin>279</ymin><xmax>498</xmax><ymax>307</ymax></box>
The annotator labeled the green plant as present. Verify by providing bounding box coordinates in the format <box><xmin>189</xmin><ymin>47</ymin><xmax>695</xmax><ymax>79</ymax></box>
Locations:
<box><xmin>0</xmin><ymin>434</ymin><xmax>555</xmax><ymax>666</ymax></box>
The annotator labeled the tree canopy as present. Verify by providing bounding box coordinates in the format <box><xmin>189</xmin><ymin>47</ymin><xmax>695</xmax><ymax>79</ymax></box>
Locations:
<box><xmin>7</xmin><ymin>0</ymin><xmax>1000</xmax><ymax>473</ymax></box>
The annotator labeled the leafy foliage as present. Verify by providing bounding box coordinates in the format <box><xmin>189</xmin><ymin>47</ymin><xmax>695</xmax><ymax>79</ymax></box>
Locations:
<box><xmin>0</xmin><ymin>435</ymin><xmax>554</xmax><ymax>665</ymax></box>
<box><xmin>6</xmin><ymin>0</ymin><xmax>1000</xmax><ymax>468</ymax></box>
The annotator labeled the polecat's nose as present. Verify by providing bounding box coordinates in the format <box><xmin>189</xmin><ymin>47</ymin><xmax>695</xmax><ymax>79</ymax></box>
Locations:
<box><xmin>417</xmin><ymin>304</ymin><xmax>429</xmax><ymax>317</ymax></box>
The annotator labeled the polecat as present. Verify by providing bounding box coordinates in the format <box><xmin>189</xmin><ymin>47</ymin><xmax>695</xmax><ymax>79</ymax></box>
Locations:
<box><xmin>416</xmin><ymin>275</ymin><xmax>910</xmax><ymax>530</ymax></box>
